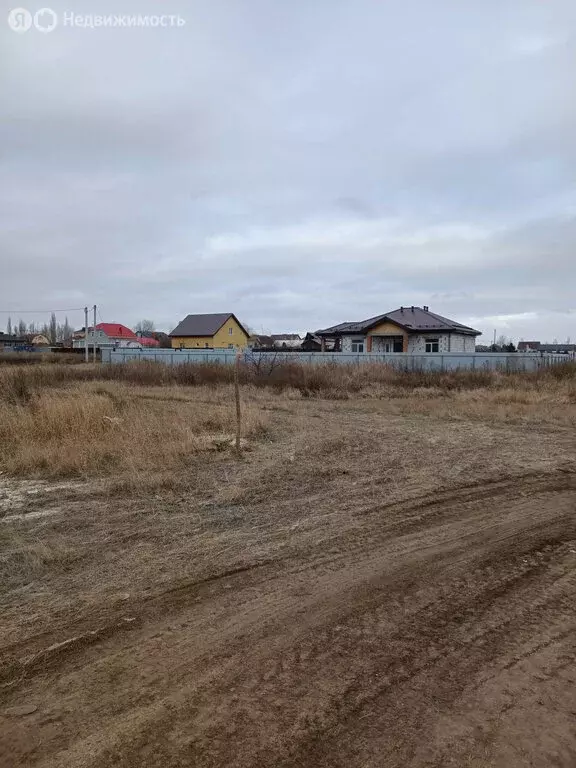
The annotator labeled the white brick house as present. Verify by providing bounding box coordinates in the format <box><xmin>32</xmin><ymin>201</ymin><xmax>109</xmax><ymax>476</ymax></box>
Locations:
<box><xmin>316</xmin><ymin>306</ymin><xmax>481</xmax><ymax>354</ymax></box>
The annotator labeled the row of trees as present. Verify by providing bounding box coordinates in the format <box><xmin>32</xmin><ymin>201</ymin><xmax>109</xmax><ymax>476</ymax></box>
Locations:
<box><xmin>5</xmin><ymin>314</ymin><xmax>74</xmax><ymax>345</ymax></box>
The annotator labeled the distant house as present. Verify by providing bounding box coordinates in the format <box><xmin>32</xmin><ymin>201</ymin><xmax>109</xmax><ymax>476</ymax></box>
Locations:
<box><xmin>97</xmin><ymin>323</ymin><xmax>137</xmax><ymax>343</ymax></box>
<box><xmin>0</xmin><ymin>333</ymin><xmax>27</xmax><ymax>350</ymax></box>
<box><xmin>518</xmin><ymin>341</ymin><xmax>576</xmax><ymax>355</ymax></box>
<box><xmin>148</xmin><ymin>331</ymin><xmax>171</xmax><ymax>348</ymax></box>
<box><xmin>517</xmin><ymin>341</ymin><xmax>541</xmax><ymax>352</ymax></box>
<box><xmin>169</xmin><ymin>313</ymin><xmax>249</xmax><ymax>350</ymax></box>
<box><xmin>316</xmin><ymin>306</ymin><xmax>481</xmax><ymax>353</ymax></box>
<box><xmin>73</xmin><ymin>323</ymin><xmax>140</xmax><ymax>350</ymax></box>
<box><xmin>28</xmin><ymin>334</ymin><xmax>50</xmax><ymax>346</ymax></box>
<box><xmin>271</xmin><ymin>334</ymin><xmax>302</xmax><ymax>349</ymax></box>
<box><xmin>131</xmin><ymin>331</ymin><xmax>168</xmax><ymax>348</ymax></box>
<box><xmin>248</xmin><ymin>334</ymin><xmax>275</xmax><ymax>350</ymax></box>
<box><xmin>300</xmin><ymin>333</ymin><xmax>322</xmax><ymax>352</ymax></box>
<box><xmin>136</xmin><ymin>335</ymin><xmax>160</xmax><ymax>348</ymax></box>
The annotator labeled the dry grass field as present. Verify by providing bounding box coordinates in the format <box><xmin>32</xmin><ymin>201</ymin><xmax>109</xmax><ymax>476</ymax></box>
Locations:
<box><xmin>1</xmin><ymin>360</ymin><xmax>576</xmax><ymax>767</ymax></box>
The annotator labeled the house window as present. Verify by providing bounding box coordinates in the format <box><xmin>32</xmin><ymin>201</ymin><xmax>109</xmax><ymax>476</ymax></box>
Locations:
<box><xmin>228</xmin><ymin>343</ymin><xmax>234</xmax><ymax>349</ymax></box>
<box><xmin>351</xmin><ymin>339</ymin><xmax>364</xmax><ymax>353</ymax></box>
<box><xmin>205</xmin><ymin>342</ymin><xmax>209</xmax><ymax>348</ymax></box>
<box><xmin>228</xmin><ymin>327</ymin><xmax>233</xmax><ymax>335</ymax></box>
<box><xmin>425</xmin><ymin>338</ymin><xmax>439</xmax><ymax>353</ymax></box>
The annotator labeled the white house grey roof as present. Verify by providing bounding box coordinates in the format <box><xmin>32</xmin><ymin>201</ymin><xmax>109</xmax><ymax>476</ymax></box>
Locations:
<box><xmin>317</xmin><ymin>306</ymin><xmax>481</xmax><ymax>336</ymax></box>
<box><xmin>169</xmin><ymin>313</ymin><xmax>248</xmax><ymax>337</ymax></box>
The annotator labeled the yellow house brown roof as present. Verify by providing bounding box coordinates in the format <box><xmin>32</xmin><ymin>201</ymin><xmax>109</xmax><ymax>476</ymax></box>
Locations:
<box><xmin>169</xmin><ymin>313</ymin><xmax>248</xmax><ymax>337</ymax></box>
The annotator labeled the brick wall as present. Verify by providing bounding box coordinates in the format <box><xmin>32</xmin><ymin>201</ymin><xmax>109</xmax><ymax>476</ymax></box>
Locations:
<box><xmin>341</xmin><ymin>335</ymin><xmax>366</xmax><ymax>352</ymax></box>
<box><xmin>342</xmin><ymin>333</ymin><xmax>476</xmax><ymax>353</ymax></box>
<box><xmin>449</xmin><ymin>334</ymin><xmax>477</xmax><ymax>352</ymax></box>
<box><xmin>408</xmin><ymin>333</ymin><xmax>476</xmax><ymax>353</ymax></box>
<box><xmin>408</xmin><ymin>334</ymin><xmax>449</xmax><ymax>353</ymax></box>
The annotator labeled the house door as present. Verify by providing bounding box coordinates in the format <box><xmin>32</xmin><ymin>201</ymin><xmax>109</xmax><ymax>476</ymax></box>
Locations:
<box><xmin>380</xmin><ymin>337</ymin><xmax>404</xmax><ymax>353</ymax></box>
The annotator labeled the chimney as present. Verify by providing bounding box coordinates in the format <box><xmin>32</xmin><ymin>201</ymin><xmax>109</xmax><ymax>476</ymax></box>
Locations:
<box><xmin>400</xmin><ymin>306</ymin><xmax>404</xmax><ymax>313</ymax></box>
<box><xmin>423</xmin><ymin>305</ymin><xmax>429</xmax><ymax>312</ymax></box>
<box><xmin>411</xmin><ymin>305</ymin><xmax>414</xmax><ymax>311</ymax></box>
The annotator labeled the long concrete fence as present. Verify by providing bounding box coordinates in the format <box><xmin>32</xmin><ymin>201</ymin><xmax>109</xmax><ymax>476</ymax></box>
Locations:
<box><xmin>101</xmin><ymin>348</ymin><xmax>573</xmax><ymax>372</ymax></box>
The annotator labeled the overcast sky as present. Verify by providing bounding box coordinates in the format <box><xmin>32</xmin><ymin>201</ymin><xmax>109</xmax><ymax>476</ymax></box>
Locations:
<box><xmin>2</xmin><ymin>0</ymin><xmax>576</xmax><ymax>342</ymax></box>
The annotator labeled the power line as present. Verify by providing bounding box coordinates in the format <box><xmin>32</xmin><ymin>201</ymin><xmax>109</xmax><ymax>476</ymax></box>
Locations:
<box><xmin>0</xmin><ymin>307</ymin><xmax>86</xmax><ymax>314</ymax></box>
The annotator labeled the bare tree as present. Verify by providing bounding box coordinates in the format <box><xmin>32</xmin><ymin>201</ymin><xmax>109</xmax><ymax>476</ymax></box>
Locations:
<box><xmin>62</xmin><ymin>317</ymin><xmax>73</xmax><ymax>345</ymax></box>
<box><xmin>17</xmin><ymin>319</ymin><xmax>26</xmax><ymax>336</ymax></box>
<box><xmin>49</xmin><ymin>312</ymin><xmax>57</xmax><ymax>345</ymax></box>
<box><xmin>6</xmin><ymin>317</ymin><xmax>12</xmax><ymax>336</ymax></box>
<box><xmin>134</xmin><ymin>319</ymin><xmax>155</xmax><ymax>335</ymax></box>
<box><xmin>244</xmin><ymin>349</ymin><xmax>283</xmax><ymax>377</ymax></box>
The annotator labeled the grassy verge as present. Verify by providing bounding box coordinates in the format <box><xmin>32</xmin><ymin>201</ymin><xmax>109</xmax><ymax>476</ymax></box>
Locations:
<box><xmin>0</xmin><ymin>360</ymin><xmax>575</xmax><ymax>479</ymax></box>
<box><xmin>1</xmin><ymin>359</ymin><xmax>576</xmax><ymax>401</ymax></box>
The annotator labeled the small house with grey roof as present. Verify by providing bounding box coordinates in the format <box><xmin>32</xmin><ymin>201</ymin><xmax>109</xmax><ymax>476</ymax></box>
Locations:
<box><xmin>169</xmin><ymin>313</ymin><xmax>249</xmax><ymax>350</ymax></box>
<box><xmin>316</xmin><ymin>306</ymin><xmax>481</xmax><ymax>354</ymax></box>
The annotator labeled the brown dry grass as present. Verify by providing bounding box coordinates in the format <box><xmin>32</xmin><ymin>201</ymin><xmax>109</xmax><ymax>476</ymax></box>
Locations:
<box><xmin>0</xmin><ymin>352</ymin><xmax>84</xmax><ymax>366</ymax></box>
<box><xmin>0</xmin><ymin>382</ymin><xmax>269</xmax><ymax>478</ymax></box>
<box><xmin>0</xmin><ymin>360</ymin><xmax>575</xmax><ymax>480</ymax></box>
<box><xmin>1</xmin><ymin>358</ymin><xmax>576</xmax><ymax>401</ymax></box>
<box><xmin>0</xmin><ymin>526</ymin><xmax>79</xmax><ymax>594</ymax></box>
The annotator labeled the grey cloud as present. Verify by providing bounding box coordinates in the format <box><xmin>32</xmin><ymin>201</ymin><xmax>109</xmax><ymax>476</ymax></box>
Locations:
<box><xmin>1</xmin><ymin>0</ymin><xmax>576</xmax><ymax>341</ymax></box>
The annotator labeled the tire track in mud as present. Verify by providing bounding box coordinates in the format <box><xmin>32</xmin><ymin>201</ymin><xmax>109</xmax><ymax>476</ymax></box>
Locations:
<box><xmin>1</xmin><ymin>470</ymin><xmax>574</xmax><ymax>689</ymax></box>
<box><xmin>132</xmin><ymin>532</ymin><xmax>576</xmax><ymax>768</ymax></box>
<box><xmin>11</xmin><ymin>479</ymin><xmax>576</xmax><ymax>768</ymax></box>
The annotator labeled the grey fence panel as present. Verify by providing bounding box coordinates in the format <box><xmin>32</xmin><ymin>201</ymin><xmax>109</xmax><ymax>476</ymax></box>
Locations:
<box><xmin>103</xmin><ymin>349</ymin><xmax>572</xmax><ymax>371</ymax></box>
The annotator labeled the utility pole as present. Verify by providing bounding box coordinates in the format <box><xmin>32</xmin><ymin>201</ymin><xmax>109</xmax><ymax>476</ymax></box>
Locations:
<box><xmin>93</xmin><ymin>305</ymin><xmax>97</xmax><ymax>362</ymax></box>
<box><xmin>84</xmin><ymin>306</ymin><xmax>89</xmax><ymax>362</ymax></box>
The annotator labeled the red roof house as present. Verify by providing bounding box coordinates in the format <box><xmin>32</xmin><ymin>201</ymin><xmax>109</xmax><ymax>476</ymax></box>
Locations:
<box><xmin>137</xmin><ymin>336</ymin><xmax>160</xmax><ymax>347</ymax></box>
<box><xmin>95</xmin><ymin>323</ymin><xmax>137</xmax><ymax>340</ymax></box>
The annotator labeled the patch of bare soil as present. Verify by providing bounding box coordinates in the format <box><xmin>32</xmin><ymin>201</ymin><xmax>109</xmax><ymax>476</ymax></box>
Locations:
<box><xmin>1</xmin><ymin>396</ymin><xmax>576</xmax><ymax>767</ymax></box>
<box><xmin>0</xmin><ymin>479</ymin><xmax>84</xmax><ymax>516</ymax></box>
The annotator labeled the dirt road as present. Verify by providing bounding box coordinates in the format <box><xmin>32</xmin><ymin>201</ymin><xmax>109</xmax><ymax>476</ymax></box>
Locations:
<box><xmin>2</xmin><ymin>471</ymin><xmax>576</xmax><ymax>767</ymax></box>
<box><xmin>1</xmin><ymin>394</ymin><xmax>576</xmax><ymax>767</ymax></box>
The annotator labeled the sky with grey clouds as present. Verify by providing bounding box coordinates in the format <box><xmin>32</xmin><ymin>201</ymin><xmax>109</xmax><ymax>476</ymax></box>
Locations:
<box><xmin>2</xmin><ymin>0</ymin><xmax>576</xmax><ymax>341</ymax></box>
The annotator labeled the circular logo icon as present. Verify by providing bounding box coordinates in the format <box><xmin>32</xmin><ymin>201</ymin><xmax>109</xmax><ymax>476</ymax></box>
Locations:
<box><xmin>7</xmin><ymin>7</ymin><xmax>33</xmax><ymax>32</ymax></box>
<box><xmin>34</xmin><ymin>7</ymin><xmax>57</xmax><ymax>32</ymax></box>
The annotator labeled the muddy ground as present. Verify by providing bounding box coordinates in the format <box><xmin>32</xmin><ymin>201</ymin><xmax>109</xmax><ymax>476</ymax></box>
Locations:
<box><xmin>1</xmin><ymin>395</ymin><xmax>576</xmax><ymax>767</ymax></box>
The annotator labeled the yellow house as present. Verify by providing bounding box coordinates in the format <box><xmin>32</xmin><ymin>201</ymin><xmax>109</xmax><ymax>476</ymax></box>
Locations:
<box><xmin>169</xmin><ymin>313</ymin><xmax>249</xmax><ymax>350</ymax></box>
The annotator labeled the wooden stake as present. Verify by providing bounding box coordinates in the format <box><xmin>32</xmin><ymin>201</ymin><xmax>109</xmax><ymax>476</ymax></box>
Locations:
<box><xmin>234</xmin><ymin>351</ymin><xmax>242</xmax><ymax>455</ymax></box>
